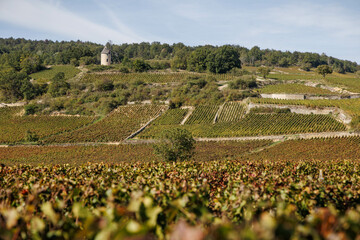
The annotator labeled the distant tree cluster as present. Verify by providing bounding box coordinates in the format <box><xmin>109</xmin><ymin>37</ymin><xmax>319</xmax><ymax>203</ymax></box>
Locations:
<box><xmin>0</xmin><ymin>38</ymin><xmax>358</xmax><ymax>74</ymax></box>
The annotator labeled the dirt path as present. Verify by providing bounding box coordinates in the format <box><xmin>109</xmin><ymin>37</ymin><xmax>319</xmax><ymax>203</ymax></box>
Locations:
<box><xmin>180</xmin><ymin>106</ymin><xmax>195</xmax><ymax>125</ymax></box>
<box><xmin>0</xmin><ymin>102</ymin><xmax>26</xmax><ymax>108</ymax></box>
<box><xmin>213</xmin><ymin>102</ymin><xmax>225</xmax><ymax>123</ymax></box>
<box><xmin>124</xmin><ymin>108</ymin><xmax>168</xmax><ymax>140</ymax></box>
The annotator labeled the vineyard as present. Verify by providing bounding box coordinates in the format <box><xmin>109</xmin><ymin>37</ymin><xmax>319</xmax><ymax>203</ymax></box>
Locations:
<box><xmin>259</xmin><ymin>83</ymin><xmax>333</xmax><ymax>95</ymax></box>
<box><xmin>140</xmin><ymin>112</ymin><xmax>346</xmax><ymax>138</ymax></box>
<box><xmin>216</xmin><ymin>102</ymin><xmax>246</xmax><ymax>122</ymax></box>
<box><xmin>247</xmin><ymin>136</ymin><xmax>360</xmax><ymax>161</ymax></box>
<box><xmin>184</xmin><ymin>105</ymin><xmax>219</xmax><ymax>124</ymax></box>
<box><xmin>152</xmin><ymin>108</ymin><xmax>189</xmax><ymax>125</ymax></box>
<box><xmin>43</xmin><ymin>104</ymin><xmax>167</xmax><ymax>143</ymax></box>
<box><xmin>81</xmin><ymin>72</ymin><xmax>237</xmax><ymax>84</ymax></box>
<box><xmin>0</xmin><ymin>140</ymin><xmax>271</xmax><ymax>165</ymax></box>
<box><xmin>251</xmin><ymin>97</ymin><xmax>360</xmax><ymax>116</ymax></box>
<box><xmin>0</xmin><ymin>107</ymin><xmax>97</xmax><ymax>144</ymax></box>
<box><xmin>2</xmin><ymin>159</ymin><xmax>360</xmax><ymax>239</ymax></box>
<box><xmin>325</xmin><ymin>76</ymin><xmax>360</xmax><ymax>93</ymax></box>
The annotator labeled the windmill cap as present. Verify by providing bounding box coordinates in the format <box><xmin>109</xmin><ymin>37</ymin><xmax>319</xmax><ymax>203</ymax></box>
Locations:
<box><xmin>101</xmin><ymin>46</ymin><xmax>110</xmax><ymax>54</ymax></box>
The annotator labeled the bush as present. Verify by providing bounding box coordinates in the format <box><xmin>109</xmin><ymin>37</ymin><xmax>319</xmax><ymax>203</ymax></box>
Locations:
<box><xmin>132</xmin><ymin>59</ymin><xmax>151</xmax><ymax>72</ymax></box>
<box><xmin>250</xmin><ymin>107</ymin><xmax>291</xmax><ymax>114</ymax></box>
<box><xmin>153</xmin><ymin>128</ymin><xmax>195</xmax><ymax>161</ymax></box>
<box><xmin>301</xmin><ymin>63</ymin><xmax>312</xmax><ymax>71</ymax></box>
<box><xmin>24</xmin><ymin>104</ymin><xmax>38</xmax><ymax>115</ymax></box>
<box><xmin>95</xmin><ymin>79</ymin><xmax>114</xmax><ymax>91</ymax></box>
<box><xmin>48</xmin><ymin>72</ymin><xmax>70</xmax><ymax>97</ymax></box>
<box><xmin>25</xmin><ymin>130</ymin><xmax>39</xmax><ymax>142</ymax></box>
<box><xmin>228</xmin><ymin>78</ymin><xmax>257</xmax><ymax>90</ymax></box>
<box><xmin>257</xmin><ymin>66</ymin><xmax>271</xmax><ymax>79</ymax></box>
<box><xmin>119</xmin><ymin>67</ymin><xmax>130</xmax><ymax>73</ymax></box>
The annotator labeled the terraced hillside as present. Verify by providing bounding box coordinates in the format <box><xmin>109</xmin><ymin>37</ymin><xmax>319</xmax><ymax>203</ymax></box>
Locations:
<box><xmin>251</xmin><ymin>98</ymin><xmax>360</xmax><ymax>118</ymax></box>
<box><xmin>139</xmin><ymin>103</ymin><xmax>346</xmax><ymax>139</ymax></box>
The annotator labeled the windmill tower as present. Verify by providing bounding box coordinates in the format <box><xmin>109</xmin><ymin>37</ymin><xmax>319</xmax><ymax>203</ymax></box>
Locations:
<box><xmin>101</xmin><ymin>43</ymin><xmax>111</xmax><ymax>66</ymax></box>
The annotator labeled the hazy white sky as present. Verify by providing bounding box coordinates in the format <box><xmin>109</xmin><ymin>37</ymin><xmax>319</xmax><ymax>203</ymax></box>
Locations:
<box><xmin>0</xmin><ymin>0</ymin><xmax>359</xmax><ymax>63</ymax></box>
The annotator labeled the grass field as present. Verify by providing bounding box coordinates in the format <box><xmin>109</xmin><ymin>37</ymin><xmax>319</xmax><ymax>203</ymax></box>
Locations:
<box><xmin>267</xmin><ymin>71</ymin><xmax>360</xmax><ymax>93</ymax></box>
<box><xmin>259</xmin><ymin>83</ymin><xmax>333</xmax><ymax>95</ymax></box>
<box><xmin>30</xmin><ymin>65</ymin><xmax>80</xmax><ymax>83</ymax></box>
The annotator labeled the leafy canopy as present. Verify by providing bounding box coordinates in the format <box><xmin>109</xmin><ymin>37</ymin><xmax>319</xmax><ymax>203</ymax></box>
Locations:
<box><xmin>316</xmin><ymin>65</ymin><xmax>333</xmax><ymax>78</ymax></box>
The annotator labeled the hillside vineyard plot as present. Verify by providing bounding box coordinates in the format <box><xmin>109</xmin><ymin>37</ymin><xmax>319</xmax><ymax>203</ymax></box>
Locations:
<box><xmin>82</xmin><ymin>72</ymin><xmax>237</xmax><ymax>84</ymax></box>
<box><xmin>259</xmin><ymin>83</ymin><xmax>333</xmax><ymax>95</ymax></box>
<box><xmin>216</xmin><ymin>102</ymin><xmax>246</xmax><ymax>122</ymax></box>
<box><xmin>139</xmin><ymin>112</ymin><xmax>346</xmax><ymax>138</ymax></box>
<box><xmin>184</xmin><ymin>105</ymin><xmax>219</xmax><ymax>124</ymax></box>
<box><xmin>251</xmin><ymin>98</ymin><xmax>360</xmax><ymax>116</ymax></box>
<box><xmin>2</xmin><ymin>159</ymin><xmax>360</xmax><ymax>239</ymax></box>
<box><xmin>247</xmin><ymin>136</ymin><xmax>360</xmax><ymax>161</ymax></box>
<box><xmin>0</xmin><ymin>140</ymin><xmax>271</xmax><ymax>165</ymax></box>
<box><xmin>44</xmin><ymin>104</ymin><xmax>167</xmax><ymax>143</ymax></box>
<box><xmin>0</xmin><ymin>107</ymin><xmax>97</xmax><ymax>144</ymax></box>
<box><xmin>152</xmin><ymin>108</ymin><xmax>188</xmax><ymax>125</ymax></box>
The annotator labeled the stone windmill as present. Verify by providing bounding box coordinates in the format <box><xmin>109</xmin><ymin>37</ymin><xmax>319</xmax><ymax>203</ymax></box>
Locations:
<box><xmin>101</xmin><ymin>43</ymin><xmax>111</xmax><ymax>66</ymax></box>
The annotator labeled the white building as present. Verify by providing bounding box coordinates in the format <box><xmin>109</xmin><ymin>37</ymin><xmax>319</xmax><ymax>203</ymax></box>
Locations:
<box><xmin>101</xmin><ymin>46</ymin><xmax>111</xmax><ymax>65</ymax></box>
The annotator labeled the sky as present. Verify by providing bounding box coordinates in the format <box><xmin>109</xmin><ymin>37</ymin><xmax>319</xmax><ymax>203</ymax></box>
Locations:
<box><xmin>0</xmin><ymin>0</ymin><xmax>359</xmax><ymax>63</ymax></box>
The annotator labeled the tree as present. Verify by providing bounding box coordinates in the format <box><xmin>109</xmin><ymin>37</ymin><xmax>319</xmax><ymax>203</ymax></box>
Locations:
<box><xmin>153</xmin><ymin>128</ymin><xmax>195</xmax><ymax>162</ymax></box>
<box><xmin>257</xmin><ymin>66</ymin><xmax>271</xmax><ymax>79</ymax></box>
<box><xmin>248</xmin><ymin>46</ymin><xmax>262</xmax><ymax>65</ymax></box>
<box><xmin>207</xmin><ymin>46</ymin><xmax>241</xmax><ymax>74</ymax></box>
<box><xmin>316</xmin><ymin>65</ymin><xmax>333</xmax><ymax>78</ymax></box>
<box><xmin>20</xmin><ymin>55</ymin><xmax>42</xmax><ymax>74</ymax></box>
<box><xmin>0</xmin><ymin>70</ymin><xmax>33</xmax><ymax>100</ymax></box>
<box><xmin>132</xmin><ymin>59</ymin><xmax>151</xmax><ymax>72</ymax></box>
<box><xmin>187</xmin><ymin>46</ymin><xmax>213</xmax><ymax>72</ymax></box>
<box><xmin>47</xmin><ymin>72</ymin><xmax>70</xmax><ymax>97</ymax></box>
<box><xmin>171</xmin><ymin>48</ymin><xmax>189</xmax><ymax>70</ymax></box>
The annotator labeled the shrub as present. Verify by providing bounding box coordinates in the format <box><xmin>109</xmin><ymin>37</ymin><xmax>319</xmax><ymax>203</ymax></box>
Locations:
<box><xmin>24</xmin><ymin>104</ymin><xmax>38</xmax><ymax>115</ymax></box>
<box><xmin>95</xmin><ymin>79</ymin><xmax>114</xmax><ymax>91</ymax></box>
<box><xmin>25</xmin><ymin>130</ymin><xmax>39</xmax><ymax>142</ymax></box>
